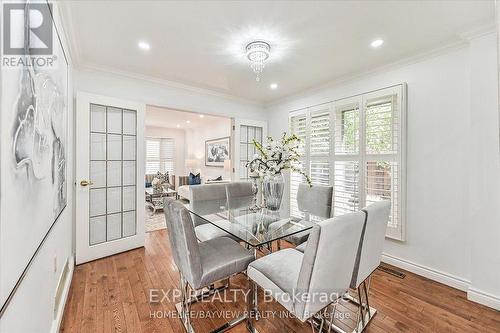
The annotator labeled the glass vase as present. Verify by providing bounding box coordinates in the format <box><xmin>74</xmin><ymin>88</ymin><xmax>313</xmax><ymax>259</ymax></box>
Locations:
<box><xmin>263</xmin><ymin>173</ymin><xmax>285</xmax><ymax>211</ymax></box>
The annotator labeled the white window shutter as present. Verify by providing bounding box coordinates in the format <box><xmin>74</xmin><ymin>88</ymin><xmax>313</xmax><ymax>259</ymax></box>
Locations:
<box><xmin>289</xmin><ymin>113</ymin><xmax>307</xmax><ymax>218</ymax></box>
<box><xmin>288</xmin><ymin>84</ymin><xmax>406</xmax><ymax>240</ymax></box>
<box><xmin>310</xmin><ymin>109</ymin><xmax>330</xmax><ymax>186</ymax></box>
<box><xmin>146</xmin><ymin>137</ymin><xmax>175</xmax><ymax>175</ymax></box>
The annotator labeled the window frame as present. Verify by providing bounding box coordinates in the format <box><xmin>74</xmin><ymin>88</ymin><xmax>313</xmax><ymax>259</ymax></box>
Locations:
<box><xmin>288</xmin><ymin>84</ymin><xmax>407</xmax><ymax>241</ymax></box>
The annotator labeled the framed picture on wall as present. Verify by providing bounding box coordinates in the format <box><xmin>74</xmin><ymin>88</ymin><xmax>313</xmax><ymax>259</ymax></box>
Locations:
<box><xmin>205</xmin><ymin>137</ymin><xmax>230</xmax><ymax>167</ymax></box>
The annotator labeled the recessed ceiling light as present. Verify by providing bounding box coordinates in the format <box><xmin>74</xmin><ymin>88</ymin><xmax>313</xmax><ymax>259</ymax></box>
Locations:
<box><xmin>176</xmin><ymin>124</ymin><xmax>180</xmax><ymax>128</ymax></box>
<box><xmin>199</xmin><ymin>114</ymin><xmax>204</xmax><ymax>118</ymax></box>
<box><xmin>270</xmin><ymin>83</ymin><xmax>278</xmax><ymax>90</ymax></box>
<box><xmin>370</xmin><ymin>39</ymin><xmax>384</xmax><ymax>48</ymax></box>
<box><xmin>186</xmin><ymin>120</ymin><xmax>191</xmax><ymax>124</ymax></box>
<box><xmin>138</xmin><ymin>41</ymin><xmax>150</xmax><ymax>50</ymax></box>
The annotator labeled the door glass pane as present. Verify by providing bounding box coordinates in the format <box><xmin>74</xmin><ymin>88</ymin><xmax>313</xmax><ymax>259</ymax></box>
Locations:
<box><xmin>107</xmin><ymin>107</ymin><xmax>122</xmax><ymax>134</ymax></box>
<box><xmin>90</xmin><ymin>104</ymin><xmax>106</xmax><ymax>132</ymax></box>
<box><xmin>90</xmin><ymin>133</ymin><xmax>106</xmax><ymax>160</ymax></box>
<box><xmin>90</xmin><ymin>161</ymin><xmax>106</xmax><ymax>188</ymax></box>
<box><xmin>240</xmin><ymin>127</ymin><xmax>247</xmax><ymax>142</ymax></box>
<box><xmin>107</xmin><ymin>134</ymin><xmax>122</xmax><ymax>160</ymax></box>
<box><xmin>239</xmin><ymin>125</ymin><xmax>263</xmax><ymax>180</ymax></box>
<box><xmin>90</xmin><ymin>216</ymin><xmax>106</xmax><ymax>245</ymax></box>
<box><xmin>248</xmin><ymin>127</ymin><xmax>255</xmax><ymax>141</ymax></box>
<box><xmin>123</xmin><ymin>211</ymin><xmax>136</xmax><ymax>237</ymax></box>
<box><xmin>123</xmin><ymin>110</ymin><xmax>136</xmax><ymax>135</ymax></box>
<box><xmin>123</xmin><ymin>186</ymin><xmax>136</xmax><ymax>211</ymax></box>
<box><xmin>107</xmin><ymin>187</ymin><xmax>121</xmax><ymax>214</ymax></box>
<box><xmin>123</xmin><ymin>161</ymin><xmax>136</xmax><ymax>186</ymax></box>
<box><xmin>89</xmin><ymin>106</ymin><xmax>136</xmax><ymax>246</ymax></box>
<box><xmin>255</xmin><ymin>127</ymin><xmax>262</xmax><ymax>143</ymax></box>
<box><xmin>90</xmin><ymin>188</ymin><xmax>106</xmax><ymax>216</ymax></box>
<box><xmin>123</xmin><ymin>136</ymin><xmax>136</xmax><ymax>160</ymax></box>
<box><xmin>106</xmin><ymin>213</ymin><xmax>122</xmax><ymax>241</ymax></box>
<box><xmin>107</xmin><ymin>161</ymin><xmax>121</xmax><ymax>187</ymax></box>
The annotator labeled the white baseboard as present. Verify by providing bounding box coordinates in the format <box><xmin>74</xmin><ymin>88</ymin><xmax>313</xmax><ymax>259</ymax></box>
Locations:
<box><xmin>381</xmin><ymin>253</ymin><xmax>471</xmax><ymax>291</ymax></box>
<box><xmin>51</xmin><ymin>255</ymin><xmax>75</xmax><ymax>333</ymax></box>
<box><xmin>467</xmin><ymin>287</ymin><xmax>500</xmax><ymax>311</ymax></box>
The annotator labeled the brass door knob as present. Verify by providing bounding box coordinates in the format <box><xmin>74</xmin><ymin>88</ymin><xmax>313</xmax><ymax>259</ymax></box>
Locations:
<box><xmin>80</xmin><ymin>180</ymin><xmax>93</xmax><ymax>187</ymax></box>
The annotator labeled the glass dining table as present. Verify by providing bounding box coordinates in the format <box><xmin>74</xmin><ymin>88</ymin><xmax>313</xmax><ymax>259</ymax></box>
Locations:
<box><xmin>187</xmin><ymin>195</ymin><xmax>331</xmax><ymax>256</ymax></box>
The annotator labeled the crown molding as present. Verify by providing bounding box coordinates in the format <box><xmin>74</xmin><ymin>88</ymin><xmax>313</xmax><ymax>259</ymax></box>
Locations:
<box><xmin>75</xmin><ymin>63</ymin><xmax>263</xmax><ymax>108</ymax></box>
<box><xmin>265</xmin><ymin>19</ymin><xmax>496</xmax><ymax>108</ymax></box>
<box><xmin>264</xmin><ymin>39</ymin><xmax>471</xmax><ymax>108</ymax></box>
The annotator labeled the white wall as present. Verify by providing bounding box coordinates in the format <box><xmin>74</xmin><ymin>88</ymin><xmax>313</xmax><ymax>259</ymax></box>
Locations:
<box><xmin>467</xmin><ymin>33</ymin><xmax>500</xmax><ymax>309</ymax></box>
<box><xmin>145</xmin><ymin>126</ymin><xmax>186</xmax><ymax>186</ymax></box>
<box><xmin>266</xmin><ymin>33</ymin><xmax>500</xmax><ymax>308</ymax></box>
<box><xmin>0</xmin><ymin>3</ymin><xmax>75</xmax><ymax>332</ymax></box>
<box><xmin>186</xmin><ymin>118</ymin><xmax>232</xmax><ymax>181</ymax></box>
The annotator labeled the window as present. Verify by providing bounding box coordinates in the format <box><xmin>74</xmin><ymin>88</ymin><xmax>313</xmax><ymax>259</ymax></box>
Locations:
<box><xmin>289</xmin><ymin>85</ymin><xmax>406</xmax><ymax>240</ymax></box>
<box><xmin>146</xmin><ymin>138</ymin><xmax>175</xmax><ymax>175</ymax></box>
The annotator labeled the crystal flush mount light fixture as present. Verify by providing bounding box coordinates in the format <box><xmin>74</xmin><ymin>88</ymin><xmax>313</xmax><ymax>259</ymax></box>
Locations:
<box><xmin>246</xmin><ymin>40</ymin><xmax>271</xmax><ymax>81</ymax></box>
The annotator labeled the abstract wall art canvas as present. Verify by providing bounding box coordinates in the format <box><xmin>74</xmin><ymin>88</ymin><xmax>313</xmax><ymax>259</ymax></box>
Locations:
<box><xmin>205</xmin><ymin>137</ymin><xmax>230</xmax><ymax>167</ymax></box>
<box><xmin>0</xmin><ymin>2</ymin><xmax>68</xmax><ymax>311</ymax></box>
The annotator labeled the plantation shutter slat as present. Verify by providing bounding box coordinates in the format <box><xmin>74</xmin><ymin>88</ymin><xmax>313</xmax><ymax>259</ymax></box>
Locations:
<box><xmin>290</xmin><ymin>114</ymin><xmax>307</xmax><ymax>217</ymax></box>
<box><xmin>310</xmin><ymin>110</ymin><xmax>330</xmax><ymax>187</ymax></box>
<box><xmin>146</xmin><ymin>137</ymin><xmax>175</xmax><ymax>175</ymax></box>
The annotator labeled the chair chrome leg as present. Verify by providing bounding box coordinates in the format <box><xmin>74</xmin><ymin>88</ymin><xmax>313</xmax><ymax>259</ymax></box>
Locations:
<box><xmin>175</xmin><ymin>275</ymin><xmax>247</xmax><ymax>333</ymax></box>
<box><xmin>175</xmin><ymin>274</ymin><xmax>195</xmax><ymax>333</ymax></box>
<box><xmin>276</xmin><ymin>239</ymin><xmax>281</xmax><ymax>250</ymax></box>
<box><xmin>357</xmin><ymin>287</ymin><xmax>365</xmax><ymax>328</ymax></box>
<box><xmin>362</xmin><ymin>280</ymin><xmax>371</xmax><ymax>320</ymax></box>
<box><xmin>328</xmin><ymin>302</ymin><xmax>337</xmax><ymax>333</ymax></box>
<box><xmin>246</xmin><ymin>279</ymin><xmax>260</xmax><ymax>333</ymax></box>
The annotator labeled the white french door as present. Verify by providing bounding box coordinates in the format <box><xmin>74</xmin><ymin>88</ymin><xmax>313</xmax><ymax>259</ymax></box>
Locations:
<box><xmin>231</xmin><ymin>118</ymin><xmax>268</xmax><ymax>180</ymax></box>
<box><xmin>75</xmin><ymin>92</ymin><xmax>145</xmax><ymax>264</ymax></box>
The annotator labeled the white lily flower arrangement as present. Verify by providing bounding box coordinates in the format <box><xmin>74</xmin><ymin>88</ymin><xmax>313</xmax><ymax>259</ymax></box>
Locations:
<box><xmin>246</xmin><ymin>132</ymin><xmax>312</xmax><ymax>186</ymax></box>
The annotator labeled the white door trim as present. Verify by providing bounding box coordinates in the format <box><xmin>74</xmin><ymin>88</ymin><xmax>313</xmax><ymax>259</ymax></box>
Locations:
<box><xmin>75</xmin><ymin>92</ymin><xmax>145</xmax><ymax>264</ymax></box>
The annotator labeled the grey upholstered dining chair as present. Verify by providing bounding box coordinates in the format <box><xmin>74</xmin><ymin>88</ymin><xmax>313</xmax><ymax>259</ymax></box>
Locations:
<box><xmin>225</xmin><ymin>181</ymin><xmax>253</xmax><ymax>209</ymax></box>
<box><xmin>278</xmin><ymin>183</ymin><xmax>333</xmax><ymax>249</ymax></box>
<box><xmin>295</xmin><ymin>200</ymin><xmax>391</xmax><ymax>332</ymax></box>
<box><xmin>246</xmin><ymin>210</ymin><xmax>366</xmax><ymax>332</ymax></box>
<box><xmin>189</xmin><ymin>183</ymin><xmax>237</xmax><ymax>242</ymax></box>
<box><xmin>347</xmin><ymin>200</ymin><xmax>391</xmax><ymax>331</ymax></box>
<box><xmin>164</xmin><ymin>199</ymin><xmax>254</xmax><ymax>333</ymax></box>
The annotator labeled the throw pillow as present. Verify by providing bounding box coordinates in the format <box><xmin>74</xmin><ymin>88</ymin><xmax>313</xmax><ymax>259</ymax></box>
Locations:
<box><xmin>156</xmin><ymin>171</ymin><xmax>170</xmax><ymax>185</ymax></box>
<box><xmin>188</xmin><ymin>172</ymin><xmax>201</xmax><ymax>185</ymax></box>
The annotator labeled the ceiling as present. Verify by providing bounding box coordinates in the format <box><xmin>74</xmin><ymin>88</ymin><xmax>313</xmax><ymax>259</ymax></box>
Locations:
<box><xmin>146</xmin><ymin>106</ymin><xmax>230</xmax><ymax>130</ymax></box>
<box><xmin>62</xmin><ymin>1</ymin><xmax>495</xmax><ymax>103</ymax></box>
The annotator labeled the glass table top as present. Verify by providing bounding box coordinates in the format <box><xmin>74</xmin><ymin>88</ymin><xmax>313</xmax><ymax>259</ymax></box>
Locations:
<box><xmin>187</xmin><ymin>195</ymin><xmax>331</xmax><ymax>247</ymax></box>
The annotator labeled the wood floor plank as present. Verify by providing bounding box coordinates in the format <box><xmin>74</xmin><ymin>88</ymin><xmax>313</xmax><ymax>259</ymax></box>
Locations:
<box><xmin>60</xmin><ymin>230</ymin><xmax>500</xmax><ymax>333</ymax></box>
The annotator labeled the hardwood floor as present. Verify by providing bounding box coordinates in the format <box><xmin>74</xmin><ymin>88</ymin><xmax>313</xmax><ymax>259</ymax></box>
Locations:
<box><xmin>60</xmin><ymin>229</ymin><xmax>500</xmax><ymax>333</ymax></box>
